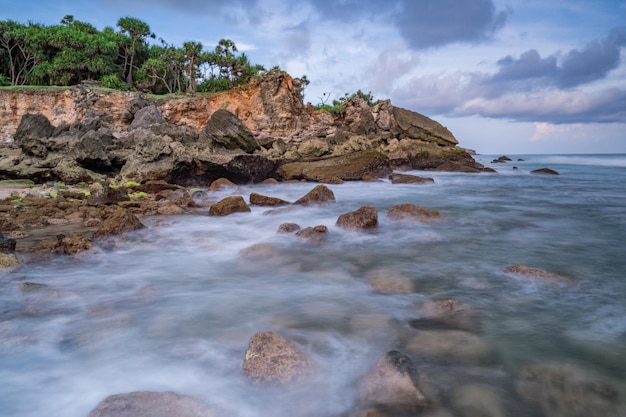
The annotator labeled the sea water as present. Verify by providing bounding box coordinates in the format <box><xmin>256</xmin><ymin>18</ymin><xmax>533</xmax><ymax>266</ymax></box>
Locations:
<box><xmin>1</xmin><ymin>154</ymin><xmax>625</xmax><ymax>416</ymax></box>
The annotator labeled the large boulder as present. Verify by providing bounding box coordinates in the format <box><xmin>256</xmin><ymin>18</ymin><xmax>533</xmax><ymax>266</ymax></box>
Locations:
<box><xmin>87</xmin><ymin>391</ymin><xmax>215</xmax><ymax>417</ymax></box>
<box><xmin>293</xmin><ymin>185</ymin><xmax>336</xmax><ymax>205</ymax></box>
<box><xmin>130</xmin><ymin>105</ymin><xmax>166</xmax><ymax>130</ymax></box>
<box><xmin>249</xmin><ymin>192</ymin><xmax>290</xmax><ymax>206</ymax></box>
<box><xmin>336</xmin><ymin>206</ymin><xmax>378</xmax><ymax>230</ymax></box>
<box><xmin>71</xmin><ymin>129</ymin><xmax>114</xmax><ymax>170</ymax></box>
<box><xmin>200</xmin><ymin>109</ymin><xmax>260</xmax><ymax>153</ymax></box>
<box><xmin>208</xmin><ymin>196</ymin><xmax>251</xmax><ymax>216</ymax></box>
<box><xmin>391</xmin><ymin>106</ymin><xmax>458</xmax><ymax>147</ymax></box>
<box><xmin>242</xmin><ymin>331</ymin><xmax>313</xmax><ymax>385</ymax></box>
<box><xmin>14</xmin><ymin>113</ymin><xmax>55</xmax><ymax>158</ymax></box>
<box><xmin>277</xmin><ymin>150</ymin><xmax>392</xmax><ymax>182</ymax></box>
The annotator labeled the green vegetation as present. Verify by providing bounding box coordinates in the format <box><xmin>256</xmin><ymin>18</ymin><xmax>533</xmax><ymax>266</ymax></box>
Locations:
<box><xmin>0</xmin><ymin>179</ymin><xmax>35</xmax><ymax>187</ymax></box>
<box><xmin>0</xmin><ymin>15</ymin><xmax>267</xmax><ymax>94</ymax></box>
<box><xmin>314</xmin><ymin>89</ymin><xmax>377</xmax><ymax>117</ymax></box>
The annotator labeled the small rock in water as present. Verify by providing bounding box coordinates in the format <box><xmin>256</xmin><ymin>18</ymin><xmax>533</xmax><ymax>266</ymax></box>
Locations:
<box><xmin>531</xmin><ymin>167</ymin><xmax>559</xmax><ymax>175</ymax></box>
<box><xmin>209</xmin><ymin>177</ymin><xmax>237</xmax><ymax>191</ymax></box>
<box><xmin>293</xmin><ymin>184</ymin><xmax>336</xmax><ymax>205</ymax></box>
<box><xmin>249</xmin><ymin>192</ymin><xmax>290</xmax><ymax>206</ymax></box>
<box><xmin>55</xmin><ymin>232</ymin><xmax>93</xmax><ymax>255</ymax></box>
<box><xmin>86</xmin><ymin>391</ymin><xmax>216</xmax><ymax>417</ymax></box>
<box><xmin>366</xmin><ymin>269</ymin><xmax>414</xmax><ymax>295</ymax></box>
<box><xmin>208</xmin><ymin>196</ymin><xmax>251</xmax><ymax>216</ymax></box>
<box><xmin>295</xmin><ymin>225</ymin><xmax>328</xmax><ymax>243</ymax></box>
<box><xmin>242</xmin><ymin>331</ymin><xmax>313</xmax><ymax>385</ymax></box>
<box><xmin>412</xmin><ymin>299</ymin><xmax>480</xmax><ymax>332</ymax></box>
<box><xmin>389</xmin><ymin>173</ymin><xmax>434</xmax><ymax>184</ymax></box>
<box><xmin>405</xmin><ymin>330</ymin><xmax>494</xmax><ymax>364</ymax></box>
<box><xmin>277</xmin><ymin>222</ymin><xmax>301</xmax><ymax>233</ymax></box>
<box><xmin>336</xmin><ymin>206</ymin><xmax>378</xmax><ymax>230</ymax></box>
<box><xmin>450</xmin><ymin>384</ymin><xmax>507</xmax><ymax>417</ymax></box>
<box><xmin>387</xmin><ymin>204</ymin><xmax>444</xmax><ymax>223</ymax></box>
<box><xmin>504</xmin><ymin>264</ymin><xmax>574</xmax><ymax>286</ymax></box>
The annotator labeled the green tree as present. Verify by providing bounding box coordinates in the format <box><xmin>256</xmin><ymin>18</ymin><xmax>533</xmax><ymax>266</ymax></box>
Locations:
<box><xmin>0</xmin><ymin>20</ymin><xmax>39</xmax><ymax>85</ymax></box>
<box><xmin>117</xmin><ymin>17</ymin><xmax>153</xmax><ymax>87</ymax></box>
<box><xmin>182</xmin><ymin>41</ymin><xmax>203</xmax><ymax>92</ymax></box>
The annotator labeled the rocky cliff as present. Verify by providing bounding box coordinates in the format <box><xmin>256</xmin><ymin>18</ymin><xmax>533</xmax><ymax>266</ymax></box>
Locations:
<box><xmin>0</xmin><ymin>71</ymin><xmax>485</xmax><ymax>185</ymax></box>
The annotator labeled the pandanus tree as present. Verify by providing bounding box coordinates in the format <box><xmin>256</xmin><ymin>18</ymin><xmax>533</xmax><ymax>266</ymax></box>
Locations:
<box><xmin>117</xmin><ymin>17</ymin><xmax>153</xmax><ymax>87</ymax></box>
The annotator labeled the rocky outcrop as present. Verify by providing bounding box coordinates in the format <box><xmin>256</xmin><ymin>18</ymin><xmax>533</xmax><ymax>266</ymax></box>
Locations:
<box><xmin>199</xmin><ymin>109</ymin><xmax>259</xmax><ymax>153</ymax></box>
<box><xmin>293</xmin><ymin>185</ymin><xmax>336</xmax><ymax>205</ymax></box>
<box><xmin>336</xmin><ymin>206</ymin><xmax>378</xmax><ymax>230</ymax></box>
<box><xmin>87</xmin><ymin>391</ymin><xmax>216</xmax><ymax>417</ymax></box>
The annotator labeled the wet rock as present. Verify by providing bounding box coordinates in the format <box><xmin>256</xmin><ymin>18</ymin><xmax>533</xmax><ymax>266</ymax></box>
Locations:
<box><xmin>208</xmin><ymin>196</ymin><xmax>251</xmax><ymax>216</ymax></box>
<box><xmin>277</xmin><ymin>223</ymin><xmax>301</xmax><ymax>233</ymax></box>
<box><xmin>293</xmin><ymin>184</ymin><xmax>336</xmax><ymax>205</ymax></box>
<box><xmin>209</xmin><ymin>177</ymin><xmax>237</xmax><ymax>191</ymax></box>
<box><xmin>336</xmin><ymin>206</ymin><xmax>378</xmax><ymax>230</ymax></box>
<box><xmin>0</xmin><ymin>252</ymin><xmax>19</xmax><ymax>269</ymax></box>
<box><xmin>405</xmin><ymin>330</ymin><xmax>494</xmax><ymax>364</ymax></box>
<box><xmin>389</xmin><ymin>173</ymin><xmax>434</xmax><ymax>184</ymax></box>
<box><xmin>387</xmin><ymin>204</ymin><xmax>444</xmax><ymax>223</ymax></box>
<box><xmin>242</xmin><ymin>331</ymin><xmax>313</xmax><ymax>385</ymax></box>
<box><xmin>358</xmin><ymin>350</ymin><xmax>432</xmax><ymax>414</ymax></box>
<box><xmin>295</xmin><ymin>225</ymin><xmax>328</xmax><ymax>243</ymax></box>
<box><xmin>240</xmin><ymin>243</ymin><xmax>281</xmax><ymax>258</ymax></box>
<box><xmin>515</xmin><ymin>362</ymin><xmax>625</xmax><ymax>417</ymax></box>
<box><xmin>249</xmin><ymin>192</ymin><xmax>290</xmax><ymax>206</ymax></box>
<box><xmin>55</xmin><ymin>232</ymin><xmax>93</xmax><ymax>255</ymax></box>
<box><xmin>94</xmin><ymin>205</ymin><xmax>145</xmax><ymax>236</ymax></box>
<box><xmin>491</xmin><ymin>155</ymin><xmax>511</xmax><ymax>163</ymax></box>
<box><xmin>20</xmin><ymin>282</ymin><xmax>48</xmax><ymax>293</ymax></box>
<box><xmin>136</xmin><ymin>180</ymin><xmax>182</xmax><ymax>194</ymax></box>
<box><xmin>450</xmin><ymin>384</ymin><xmax>506</xmax><ymax>417</ymax></box>
<box><xmin>504</xmin><ymin>264</ymin><xmax>574</xmax><ymax>286</ymax></box>
<box><xmin>86</xmin><ymin>391</ymin><xmax>215</xmax><ymax>417</ymax></box>
<box><xmin>0</xmin><ymin>231</ymin><xmax>17</xmax><ymax>252</ymax></box>
<box><xmin>225</xmin><ymin>154</ymin><xmax>277</xmax><ymax>183</ymax></box>
<box><xmin>200</xmin><ymin>109</ymin><xmax>259</xmax><ymax>153</ymax></box>
<box><xmin>277</xmin><ymin>149</ymin><xmax>392</xmax><ymax>182</ymax></box>
<box><xmin>531</xmin><ymin>167</ymin><xmax>559</xmax><ymax>175</ymax></box>
<box><xmin>411</xmin><ymin>299</ymin><xmax>480</xmax><ymax>332</ymax></box>
<box><xmin>366</xmin><ymin>269</ymin><xmax>414</xmax><ymax>295</ymax></box>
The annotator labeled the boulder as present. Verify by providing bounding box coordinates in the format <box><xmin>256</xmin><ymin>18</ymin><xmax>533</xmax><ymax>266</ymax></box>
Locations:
<box><xmin>297</xmin><ymin>138</ymin><xmax>330</xmax><ymax>157</ymax></box>
<box><xmin>358</xmin><ymin>350</ymin><xmax>431</xmax><ymax>414</ymax></box>
<box><xmin>94</xmin><ymin>205</ymin><xmax>145</xmax><ymax>236</ymax></box>
<box><xmin>130</xmin><ymin>105</ymin><xmax>166</xmax><ymax>129</ymax></box>
<box><xmin>209</xmin><ymin>177</ymin><xmax>237</xmax><ymax>191</ymax></box>
<box><xmin>14</xmin><ymin>113</ymin><xmax>55</xmax><ymax>158</ymax></box>
<box><xmin>55</xmin><ymin>232</ymin><xmax>93</xmax><ymax>255</ymax></box>
<box><xmin>72</xmin><ymin>129</ymin><xmax>113</xmax><ymax>170</ymax></box>
<box><xmin>277</xmin><ymin>150</ymin><xmax>392</xmax><ymax>182</ymax></box>
<box><xmin>336</xmin><ymin>206</ymin><xmax>378</xmax><ymax>230</ymax></box>
<box><xmin>450</xmin><ymin>384</ymin><xmax>507</xmax><ymax>417</ymax></box>
<box><xmin>405</xmin><ymin>330</ymin><xmax>494</xmax><ymax>364</ymax></box>
<box><xmin>391</xmin><ymin>106</ymin><xmax>458</xmax><ymax>147</ymax></box>
<box><xmin>200</xmin><ymin>109</ymin><xmax>260</xmax><ymax>153</ymax></box>
<box><xmin>0</xmin><ymin>252</ymin><xmax>18</xmax><ymax>269</ymax></box>
<box><xmin>504</xmin><ymin>264</ymin><xmax>574</xmax><ymax>286</ymax></box>
<box><xmin>0</xmin><ymin>231</ymin><xmax>17</xmax><ymax>252</ymax></box>
<box><xmin>387</xmin><ymin>204</ymin><xmax>444</xmax><ymax>223</ymax></box>
<box><xmin>411</xmin><ymin>299</ymin><xmax>480</xmax><ymax>332</ymax></box>
<box><xmin>491</xmin><ymin>155</ymin><xmax>511</xmax><ymax>163</ymax></box>
<box><xmin>249</xmin><ymin>192</ymin><xmax>290</xmax><ymax>206</ymax></box>
<box><xmin>366</xmin><ymin>269</ymin><xmax>414</xmax><ymax>295</ymax></box>
<box><xmin>295</xmin><ymin>225</ymin><xmax>328</xmax><ymax>243</ymax></box>
<box><xmin>293</xmin><ymin>184</ymin><xmax>336</xmax><ymax>205</ymax></box>
<box><xmin>531</xmin><ymin>167</ymin><xmax>559</xmax><ymax>175</ymax></box>
<box><xmin>242</xmin><ymin>331</ymin><xmax>313</xmax><ymax>385</ymax></box>
<box><xmin>389</xmin><ymin>173</ymin><xmax>434</xmax><ymax>184</ymax></box>
<box><xmin>277</xmin><ymin>223</ymin><xmax>301</xmax><ymax>234</ymax></box>
<box><xmin>208</xmin><ymin>196</ymin><xmax>251</xmax><ymax>216</ymax></box>
<box><xmin>515</xmin><ymin>362</ymin><xmax>625</xmax><ymax>417</ymax></box>
<box><xmin>225</xmin><ymin>154</ymin><xmax>277</xmax><ymax>183</ymax></box>
<box><xmin>86</xmin><ymin>391</ymin><xmax>215</xmax><ymax>417</ymax></box>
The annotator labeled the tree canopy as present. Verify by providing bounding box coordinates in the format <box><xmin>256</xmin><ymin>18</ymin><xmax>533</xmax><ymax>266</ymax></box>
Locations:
<box><xmin>0</xmin><ymin>16</ymin><xmax>269</xmax><ymax>94</ymax></box>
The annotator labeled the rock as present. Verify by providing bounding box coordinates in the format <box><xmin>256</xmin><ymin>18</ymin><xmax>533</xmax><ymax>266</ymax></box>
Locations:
<box><xmin>297</xmin><ymin>138</ymin><xmax>330</xmax><ymax>157</ymax></box>
<box><xmin>295</xmin><ymin>225</ymin><xmax>328</xmax><ymax>243</ymax></box>
<box><xmin>391</xmin><ymin>106</ymin><xmax>458</xmax><ymax>147</ymax></box>
<box><xmin>240</xmin><ymin>243</ymin><xmax>281</xmax><ymax>258</ymax></box>
<box><xmin>405</xmin><ymin>330</ymin><xmax>494</xmax><ymax>364</ymax></box>
<box><xmin>277</xmin><ymin>150</ymin><xmax>392</xmax><ymax>182</ymax></box>
<box><xmin>208</xmin><ymin>196</ymin><xmax>251</xmax><ymax>216</ymax></box>
<box><xmin>0</xmin><ymin>233</ymin><xmax>17</xmax><ymax>252</ymax></box>
<box><xmin>249</xmin><ymin>192</ymin><xmax>290</xmax><ymax>206</ymax></box>
<box><xmin>516</xmin><ymin>362</ymin><xmax>625</xmax><ymax>417</ymax></box>
<box><xmin>387</xmin><ymin>204</ymin><xmax>444</xmax><ymax>223</ymax></box>
<box><xmin>130</xmin><ymin>105</ymin><xmax>166</xmax><ymax>129</ymax></box>
<box><xmin>411</xmin><ymin>299</ymin><xmax>480</xmax><ymax>332</ymax></box>
<box><xmin>504</xmin><ymin>264</ymin><xmax>574</xmax><ymax>285</ymax></box>
<box><xmin>358</xmin><ymin>350</ymin><xmax>431</xmax><ymax>414</ymax></box>
<box><xmin>491</xmin><ymin>155</ymin><xmax>511</xmax><ymax>163</ymax></box>
<box><xmin>450</xmin><ymin>384</ymin><xmax>506</xmax><ymax>417</ymax></box>
<box><xmin>277</xmin><ymin>223</ymin><xmax>301</xmax><ymax>233</ymax></box>
<box><xmin>55</xmin><ymin>232</ymin><xmax>93</xmax><ymax>255</ymax></box>
<box><xmin>136</xmin><ymin>180</ymin><xmax>183</xmax><ymax>194</ymax></box>
<box><xmin>94</xmin><ymin>205</ymin><xmax>145</xmax><ymax>236</ymax></box>
<box><xmin>209</xmin><ymin>177</ymin><xmax>237</xmax><ymax>191</ymax></box>
<box><xmin>225</xmin><ymin>154</ymin><xmax>277</xmax><ymax>183</ymax></box>
<box><xmin>293</xmin><ymin>184</ymin><xmax>336</xmax><ymax>205</ymax></box>
<box><xmin>0</xmin><ymin>252</ymin><xmax>19</xmax><ymax>269</ymax></box>
<box><xmin>531</xmin><ymin>167</ymin><xmax>560</xmax><ymax>175</ymax></box>
<box><xmin>200</xmin><ymin>109</ymin><xmax>259</xmax><ymax>153</ymax></box>
<box><xmin>366</xmin><ymin>269</ymin><xmax>414</xmax><ymax>295</ymax></box>
<box><xmin>336</xmin><ymin>206</ymin><xmax>378</xmax><ymax>230</ymax></box>
<box><xmin>389</xmin><ymin>173</ymin><xmax>434</xmax><ymax>184</ymax></box>
<box><xmin>242</xmin><ymin>331</ymin><xmax>313</xmax><ymax>384</ymax></box>
<box><xmin>72</xmin><ymin>130</ymin><xmax>113</xmax><ymax>170</ymax></box>
<box><xmin>20</xmin><ymin>282</ymin><xmax>48</xmax><ymax>293</ymax></box>
<box><xmin>86</xmin><ymin>391</ymin><xmax>215</xmax><ymax>417</ymax></box>
<box><xmin>14</xmin><ymin>113</ymin><xmax>55</xmax><ymax>158</ymax></box>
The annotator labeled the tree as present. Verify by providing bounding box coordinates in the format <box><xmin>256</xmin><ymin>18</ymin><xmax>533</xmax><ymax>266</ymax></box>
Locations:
<box><xmin>0</xmin><ymin>20</ymin><xmax>39</xmax><ymax>85</ymax></box>
<box><xmin>117</xmin><ymin>17</ymin><xmax>153</xmax><ymax>87</ymax></box>
<box><xmin>182</xmin><ymin>41</ymin><xmax>203</xmax><ymax>92</ymax></box>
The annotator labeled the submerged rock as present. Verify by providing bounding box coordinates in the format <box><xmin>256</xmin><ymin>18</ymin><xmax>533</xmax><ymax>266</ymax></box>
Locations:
<box><xmin>387</xmin><ymin>204</ymin><xmax>444</xmax><ymax>223</ymax></box>
<box><xmin>208</xmin><ymin>196</ymin><xmax>251</xmax><ymax>216</ymax></box>
<box><xmin>450</xmin><ymin>384</ymin><xmax>507</xmax><ymax>417</ymax></box>
<box><xmin>293</xmin><ymin>184</ymin><xmax>336</xmax><ymax>205</ymax></box>
<box><xmin>87</xmin><ymin>391</ymin><xmax>215</xmax><ymax>417</ymax></box>
<box><xmin>366</xmin><ymin>269</ymin><xmax>414</xmax><ymax>295</ymax></box>
<box><xmin>242</xmin><ymin>331</ymin><xmax>313</xmax><ymax>385</ymax></box>
<box><xmin>249</xmin><ymin>192</ymin><xmax>290</xmax><ymax>206</ymax></box>
<box><xmin>405</xmin><ymin>330</ymin><xmax>494</xmax><ymax>364</ymax></box>
<box><xmin>277</xmin><ymin>223</ymin><xmax>301</xmax><ymax>234</ymax></box>
<box><xmin>504</xmin><ymin>264</ymin><xmax>574</xmax><ymax>286</ymax></box>
<box><xmin>531</xmin><ymin>167</ymin><xmax>559</xmax><ymax>175</ymax></box>
<box><xmin>336</xmin><ymin>206</ymin><xmax>378</xmax><ymax>230</ymax></box>
<box><xmin>295</xmin><ymin>225</ymin><xmax>328</xmax><ymax>243</ymax></box>
<box><xmin>411</xmin><ymin>299</ymin><xmax>480</xmax><ymax>332</ymax></box>
<box><xmin>389</xmin><ymin>173</ymin><xmax>434</xmax><ymax>184</ymax></box>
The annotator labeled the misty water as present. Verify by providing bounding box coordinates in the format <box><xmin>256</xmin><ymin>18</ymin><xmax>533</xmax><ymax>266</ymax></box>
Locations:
<box><xmin>1</xmin><ymin>154</ymin><xmax>626</xmax><ymax>416</ymax></box>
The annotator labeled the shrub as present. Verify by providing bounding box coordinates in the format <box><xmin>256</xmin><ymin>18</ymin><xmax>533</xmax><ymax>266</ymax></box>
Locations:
<box><xmin>100</xmin><ymin>74</ymin><xmax>126</xmax><ymax>90</ymax></box>
<box><xmin>197</xmin><ymin>77</ymin><xmax>231</xmax><ymax>93</ymax></box>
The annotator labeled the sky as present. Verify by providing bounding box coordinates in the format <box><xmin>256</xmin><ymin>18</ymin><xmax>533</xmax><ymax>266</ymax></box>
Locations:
<box><xmin>2</xmin><ymin>0</ymin><xmax>625</xmax><ymax>154</ymax></box>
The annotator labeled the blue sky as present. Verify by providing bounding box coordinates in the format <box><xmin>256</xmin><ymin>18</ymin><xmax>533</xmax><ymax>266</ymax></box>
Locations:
<box><xmin>2</xmin><ymin>0</ymin><xmax>625</xmax><ymax>154</ymax></box>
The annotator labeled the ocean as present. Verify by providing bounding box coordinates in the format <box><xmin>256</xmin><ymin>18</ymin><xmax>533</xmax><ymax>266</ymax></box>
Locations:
<box><xmin>1</xmin><ymin>154</ymin><xmax>625</xmax><ymax>416</ymax></box>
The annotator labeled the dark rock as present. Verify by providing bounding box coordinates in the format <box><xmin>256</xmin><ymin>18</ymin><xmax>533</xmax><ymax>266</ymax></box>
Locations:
<box><xmin>94</xmin><ymin>205</ymin><xmax>145</xmax><ymax>236</ymax></box>
<box><xmin>130</xmin><ymin>105</ymin><xmax>166</xmax><ymax>130</ymax></box>
<box><xmin>277</xmin><ymin>223</ymin><xmax>301</xmax><ymax>233</ymax></box>
<box><xmin>0</xmin><ymin>234</ymin><xmax>17</xmax><ymax>252</ymax></box>
<box><xmin>249</xmin><ymin>192</ymin><xmax>290</xmax><ymax>206</ymax></box>
<box><xmin>86</xmin><ymin>391</ymin><xmax>215</xmax><ymax>417</ymax></box>
<box><xmin>72</xmin><ymin>129</ymin><xmax>113</xmax><ymax>170</ymax></box>
<box><xmin>358</xmin><ymin>350</ymin><xmax>431</xmax><ymax>414</ymax></box>
<box><xmin>55</xmin><ymin>232</ymin><xmax>93</xmax><ymax>255</ymax></box>
<box><xmin>531</xmin><ymin>167</ymin><xmax>559</xmax><ymax>175</ymax></box>
<box><xmin>208</xmin><ymin>196</ymin><xmax>251</xmax><ymax>216</ymax></box>
<box><xmin>295</xmin><ymin>225</ymin><xmax>328</xmax><ymax>243</ymax></box>
<box><xmin>136</xmin><ymin>180</ymin><xmax>183</xmax><ymax>194</ymax></box>
<box><xmin>20</xmin><ymin>282</ymin><xmax>48</xmax><ymax>293</ymax></box>
<box><xmin>389</xmin><ymin>173</ymin><xmax>434</xmax><ymax>184</ymax></box>
<box><xmin>242</xmin><ymin>331</ymin><xmax>313</xmax><ymax>385</ymax></box>
<box><xmin>14</xmin><ymin>114</ymin><xmax>55</xmax><ymax>158</ymax></box>
<box><xmin>293</xmin><ymin>184</ymin><xmax>336</xmax><ymax>205</ymax></box>
<box><xmin>225</xmin><ymin>154</ymin><xmax>276</xmax><ymax>183</ymax></box>
<box><xmin>491</xmin><ymin>155</ymin><xmax>511</xmax><ymax>163</ymax></box>
<box><xmin>200</xmin><ymin>109</ymin><xmax>260</xmax><ymax>153</ymax></box>
<box><xmin>336</xmin><ymin>206</ymin><xmax>378</xmax><ymax>230</ymax></box>
<box><xmin>387</xmin><ymin>204</ymin><xmax>444</xmax><ymax>223</ymax></box>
